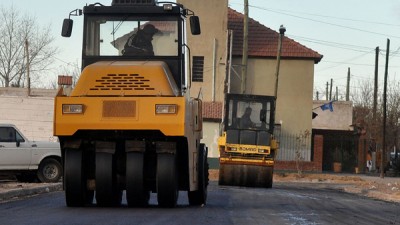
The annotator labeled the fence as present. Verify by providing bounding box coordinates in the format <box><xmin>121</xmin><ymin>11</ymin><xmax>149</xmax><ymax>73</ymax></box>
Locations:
<box><xmin>275</xmin><ymin>131</ymin><xmax>312</xmax><ymax>162</ymax></box>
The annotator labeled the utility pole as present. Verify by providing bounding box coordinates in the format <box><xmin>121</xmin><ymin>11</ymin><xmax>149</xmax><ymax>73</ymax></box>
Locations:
<box><xmin>225</xmin><ymin>30</ymin><xmax>233</xmax><ymax>94</ymax></box>
<box><xmin>316</xmin><ymin>91</ymin><xmax>319</xmax><ymax>100</ymax></box>
<box><xmin>274</xmin><ymin>25</ymin><xmax>286</xmax><ymax>98</ymax></box>
<box><xmin>25</xmin><ymin>39</ymin><xmax>30</xmax><ymax>96</ymax></box>
<box><xmin>240</xmin><ymin>0</ymin><xmax>249</xmax><ymax>94</ymax></box>
<box><xmin>325</xmin><ymin>82</ymin><xmax>329</xmax><ymax>101</ymax></box>
<box><xmin>346</xmin><ymin>67</ymin><xmax>350</xmax><ymax>101</ymax></box>
<box><xmin>336</xmin><ymin>86</ymin><xmax>339</xmax><ymax>100</ymax></box>
<box><xmin>373</xmin><ymin>47</ymin><xmax>379</xmax><ymax>122</ymax></box>
<box><xmin>382</xmin><ymin>39</ymin><xmax>390</xmax><ymax>179</ymax></box>
<box><xmin>329</xmin><ymin>79</ymin><xmax>333</xmax><ymax>101</ymax></box>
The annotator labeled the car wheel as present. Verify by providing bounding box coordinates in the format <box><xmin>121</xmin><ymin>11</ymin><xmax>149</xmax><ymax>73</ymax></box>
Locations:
<box><xmin>37</xmin><ymin>158</ymin><xmax>62</xmax><ymax>183</ymax></box>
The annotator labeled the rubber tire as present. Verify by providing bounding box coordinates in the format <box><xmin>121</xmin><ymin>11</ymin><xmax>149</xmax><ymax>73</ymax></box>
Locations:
<box><xmin>188</xmin><ymin>144</ymin><xmax>209</xmax><ymax>206</ymax></box>
<box><xmin>95</xmin><ymin>152</ymin><xmax>122</xmax><ymax>207</ymax></box>
<box><xmin>37</xmin><ymin>158</ymin><xmax>62</xmax><ymax>183</ymax></box>
<box><xmin>64</xmin><ymin>148</ymin><xmax>94</xmax><ymax>207</ymax></box>
<box><xmin>126</xmin><ymin>152</ymin><xmax>150</xmax><ymax>207</ymax></box>
<box><xmin>157</xmin><ymin>153</ymin><xmax>179</xmax><ymax>208</ymax></box>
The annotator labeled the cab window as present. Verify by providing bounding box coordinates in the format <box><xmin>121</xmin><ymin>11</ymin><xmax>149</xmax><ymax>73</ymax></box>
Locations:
<box><xmin>85</xmin><ymin>16</ymin><xmax>178</xmax><ymax>57</ymax></box>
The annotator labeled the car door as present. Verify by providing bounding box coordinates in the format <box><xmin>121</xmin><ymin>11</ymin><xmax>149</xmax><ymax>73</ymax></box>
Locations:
<box><xmin>0</xmin><ymin>127</ymin><xmax>31</xmax><ymax>170</ymax></box>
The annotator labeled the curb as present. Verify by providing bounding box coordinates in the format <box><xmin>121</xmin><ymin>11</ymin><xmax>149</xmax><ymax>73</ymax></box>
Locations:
<box><xmin>0</xmin><ymin>183</ymin><xmax>63</xmax><ymax>202</ymax></box>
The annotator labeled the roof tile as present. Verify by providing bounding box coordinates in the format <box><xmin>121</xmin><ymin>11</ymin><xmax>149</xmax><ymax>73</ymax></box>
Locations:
<box><xmin>228</xmin><ymin>8</ymin><xmax>323</xmax><ymax>63</ymax></box>
<box><xmin>202</xmin><ymin>101</ymin><xmax>223</xmax><ymax>120</ymax></box>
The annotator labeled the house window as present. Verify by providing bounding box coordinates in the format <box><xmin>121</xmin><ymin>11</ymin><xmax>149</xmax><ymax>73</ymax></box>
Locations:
<box><xmin>192</xmin><ymin>56</ymin><xmax>204</xmax><ymax>82</ymax></box>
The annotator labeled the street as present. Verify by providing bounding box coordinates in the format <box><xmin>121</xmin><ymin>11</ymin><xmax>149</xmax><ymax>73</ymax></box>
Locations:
<box><xmin>0</xmin><ymin>181</ymin><xmax>399</xmax><ymax>225</ymax></box>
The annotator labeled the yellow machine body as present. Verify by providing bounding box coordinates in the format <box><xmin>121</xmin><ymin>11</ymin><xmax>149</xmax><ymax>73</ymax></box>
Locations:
<box><xmin>54</xmin><ymin>61</ymin><xmax>192</xmax><ymax>137</ymax></box>
<box><xmin>54</xmin><ymin>61</ymin><xmax>203</xmax><ymax>194</ymax></box>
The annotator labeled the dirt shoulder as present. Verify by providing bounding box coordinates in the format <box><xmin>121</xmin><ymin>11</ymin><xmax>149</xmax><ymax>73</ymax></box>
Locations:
<box><xmin>210</xmin><ymin>169</ymin><xmax>400</xmax><ymax>203</ymax></box>
<box><xmin>275</xmin><ymin>172</ymin><xmax>400</xmax><ymax>203</ymax></box>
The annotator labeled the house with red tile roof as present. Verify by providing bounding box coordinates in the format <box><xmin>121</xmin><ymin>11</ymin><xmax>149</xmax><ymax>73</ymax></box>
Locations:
<box><xmin>179</xmin><ymin>0</ymin><xmax>323</xmax><ymax>165</ymax></box>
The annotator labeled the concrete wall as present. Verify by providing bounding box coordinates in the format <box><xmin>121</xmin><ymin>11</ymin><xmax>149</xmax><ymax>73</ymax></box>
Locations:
<box><xmin>312</xmin><ymin>100</ymin><xmax>353</xmax><ymax>131</ymax></box>
<box><xmin>178</xmin><ymin>0</ymin><xmax>228</xmax><ymax>102</ymax></box>
<box><xmin>0</xmin><ymin>88</ymin><xmax>57</xmax><ymax>141</ymax></box>
<box><xmin>230</xmin><ymin>58</ymin><xmax>315</xmax><ymax>161</ymax></box>
<box><xmin>231</xmin><ymin>58</ymin><xmax>314</xmax><ymax>136</ymax></box>
<box><xmin>202</xmin><ymin>121</ymin><xmax>221</xmax><ymax>158</ymax></box>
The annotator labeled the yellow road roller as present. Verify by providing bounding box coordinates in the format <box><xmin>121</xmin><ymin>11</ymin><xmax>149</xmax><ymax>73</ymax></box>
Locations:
<box><xmin>54</xmin><ymin>0</ymin><xmax>208</xmax><ymax>208</ymax></box>
<box><xmin>218</xmin><ymin>93</ymin><xmax>278</xmax><ymax>188</ymax></box>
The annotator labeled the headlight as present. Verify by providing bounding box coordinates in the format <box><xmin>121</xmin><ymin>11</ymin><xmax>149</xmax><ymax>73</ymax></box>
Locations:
<box><xmin>163</xmin><ymin>4</ymin><xmax>173</xmax><ymax>11</ymax></box>
<box><xmin>155</xmin><ymin>104</ymin><xmax>177</xmax><ymax>114</ymax></box>
<box><xmin>228</xmin><ymin>147</ymin><xmax>237</xmax><ymax>151</ymax></box>
<box><xmin>62</xmin><ymin>104</ymin><xmax>83</xmax><ymax>114</ymax></box>
<box><xmin>258</xmin><ymin>149</ymin><xmax>270</xmax><ymax>154</ymax></box>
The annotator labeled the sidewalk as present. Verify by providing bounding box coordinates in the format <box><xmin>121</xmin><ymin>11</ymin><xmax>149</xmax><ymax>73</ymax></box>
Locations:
<box><xmin>0</xmin><ymin>181</ymin><xmax>62</xmax><ymax>202</ymax></box>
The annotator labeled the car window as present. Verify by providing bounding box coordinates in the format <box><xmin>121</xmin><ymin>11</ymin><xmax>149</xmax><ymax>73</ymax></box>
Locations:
<box><xmin>16</xmin><ymin>131</ymin><xmax>25</xmax><ymax>142</ymax></box>
<box><xmin>0</xmin><ymin>127</ymin><xmax>16</xmax><ymax>142</ymax></box>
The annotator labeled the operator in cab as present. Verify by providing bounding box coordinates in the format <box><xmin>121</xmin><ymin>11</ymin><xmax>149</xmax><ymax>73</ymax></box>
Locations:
<box><xmin>123</xmin><ymin>24</ymin><xmax>159</xmax><ymax>56</ymax></box>
<box><xmin>240</xmin><ymin>107</ymin><xmax>255</xmax><ymax>129</ymax></box>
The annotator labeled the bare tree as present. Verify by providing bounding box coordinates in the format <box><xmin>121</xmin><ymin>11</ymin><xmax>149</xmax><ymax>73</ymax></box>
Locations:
<box><xmin>386</xmin><ymin>79</ymin><xmax>400</xmax><ymax>151</ymax></box>
<box><xmin>351</xmin><ymin>79</ymin><xmax>375</xmax><ymax>133</ymax></box>
<box><xmin>0</xmin><ymin>5</ymin><xmax>57</xmax><ymax>87</ymax></box>
<box><xmin>351</xmin><ymin>77</ymin><xmax>400</xmax><ymax>162</ymax></box>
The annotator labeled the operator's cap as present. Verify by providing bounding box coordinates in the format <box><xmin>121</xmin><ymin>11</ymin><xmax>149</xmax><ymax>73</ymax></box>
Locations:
<box><xmin>143</xmin><ymin>24</ymin><xmax>159</xmax><ymax>35</ymax></box>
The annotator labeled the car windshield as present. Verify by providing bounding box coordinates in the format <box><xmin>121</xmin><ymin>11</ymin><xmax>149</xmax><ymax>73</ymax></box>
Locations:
<box><xmin>85</xmin><ymin>16</ymin><xmax>179</xmax><ymax>57</ymax></box>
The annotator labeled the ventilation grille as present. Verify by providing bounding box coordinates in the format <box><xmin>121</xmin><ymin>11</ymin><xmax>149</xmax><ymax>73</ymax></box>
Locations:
<box><xmin>90</xmin><ymin>73</ymin><xmax>155</xmax><ymax>91</ymax></box>
<box><xmin>103</xmin><ymin>101</ymin><xmax>136</xmax><ymax>117</ymax></box>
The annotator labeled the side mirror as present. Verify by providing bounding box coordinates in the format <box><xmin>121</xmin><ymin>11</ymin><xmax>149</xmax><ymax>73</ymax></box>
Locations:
<box><xmin>62</xmin><ymin>19</ymin><xmax>73</xmax><ymax>37</ymax></box>
<box><xmin>16</xmin><ymin>141</ymin><xmax>20</xmax><ymax>147</ymax></box>
<box><xmin>190</xmin><ymin>16</ymin><xmax>201</xmax><ymax>35</ymax></box>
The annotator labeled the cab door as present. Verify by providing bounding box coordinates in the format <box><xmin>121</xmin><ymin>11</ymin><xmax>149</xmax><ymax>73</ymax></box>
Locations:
<box><xmin>0</xmin><ymin>127</ymin><xmax>31</xmax><ymax>170</ymax></box>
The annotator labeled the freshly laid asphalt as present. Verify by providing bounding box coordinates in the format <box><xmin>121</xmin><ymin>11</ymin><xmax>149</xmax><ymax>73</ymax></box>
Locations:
<box><xmin>1</xmin><ymin>172</ymin><xmax>400</xmax><ymax>203</ymax></box>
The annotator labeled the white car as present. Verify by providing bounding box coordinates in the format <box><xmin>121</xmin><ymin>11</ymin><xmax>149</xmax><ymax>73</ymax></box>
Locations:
<box><xmin>0</xmin><ymin>124</ymin><xmax>62</xmax><ymax>183</ymax></box>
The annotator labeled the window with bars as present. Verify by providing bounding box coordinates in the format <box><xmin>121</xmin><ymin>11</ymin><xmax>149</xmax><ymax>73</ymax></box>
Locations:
<box><xmin>192</xmin><ymin>56</ymin><xmax>204</xmax><ymax>82</ymax></box>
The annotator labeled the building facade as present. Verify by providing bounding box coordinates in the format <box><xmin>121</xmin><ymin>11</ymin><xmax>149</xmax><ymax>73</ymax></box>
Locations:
<box><xmin>179</xmin><ymin>0</ymin><xmax>323</xmax><ymax>163</ymax></box>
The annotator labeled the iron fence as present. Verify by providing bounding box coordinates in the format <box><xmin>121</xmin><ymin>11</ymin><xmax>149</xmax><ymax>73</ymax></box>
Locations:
<box><xmin>275</xmin><ymin>131</ymin><xmax>312</xmax><ymax>161</ymax></box>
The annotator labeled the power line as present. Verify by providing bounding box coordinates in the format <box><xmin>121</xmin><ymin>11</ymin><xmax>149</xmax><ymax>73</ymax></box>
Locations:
<box><xmin>247</xmin><ymin>5</ymin><xmax>400</xmax><ymax>39</ymax></box>
<box><xmin>290</xmin><ymin>35</ymin><xmax>374</xmax><ymax>53</ymax></box>
<box><xmin>53</xmin><ymin>56</ymin><xmax>80</xmax><ymax>68</ymax></box>
<box><xmin>316</xmin><ymin>50</ymin><xmax>374</xmax><ymax>72</ymax></box>
<box><xmin>242</xmin><ymin>5</ymin><xmax>400</xmax><ymax>27</ymax></box>
<box><xmin>319</xmin><ymin>60</ymin><xmax>400</xmax><ymax>68</ymax></box>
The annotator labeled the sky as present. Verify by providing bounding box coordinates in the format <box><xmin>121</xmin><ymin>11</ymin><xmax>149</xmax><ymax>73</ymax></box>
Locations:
<box><xmin>2</xmin><ymin>0</ymin><xmax>400</xmax><ymax>100</ymax></box>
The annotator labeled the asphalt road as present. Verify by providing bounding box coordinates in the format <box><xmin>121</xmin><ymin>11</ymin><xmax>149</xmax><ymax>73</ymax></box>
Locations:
<box><xmin>0</xmin><ymin>181</ymin><xmax>399</xmax><ymax>225</ymax></box>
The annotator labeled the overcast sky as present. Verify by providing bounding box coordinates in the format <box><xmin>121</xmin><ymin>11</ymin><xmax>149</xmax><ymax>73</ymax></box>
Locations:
<box><xmin>2</xmin><ymin>0</ymin><xmax>400</xmax><ymax>99</ymax></box>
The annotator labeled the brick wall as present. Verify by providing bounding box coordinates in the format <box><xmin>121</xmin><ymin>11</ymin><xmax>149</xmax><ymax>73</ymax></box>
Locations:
<box><xmin>275</xmin><ymin>135</ymin><xmax>323</xmax><ymax>172</ymax></box>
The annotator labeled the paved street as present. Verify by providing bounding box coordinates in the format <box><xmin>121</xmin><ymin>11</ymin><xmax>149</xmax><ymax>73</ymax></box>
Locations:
<box><xmin>0</xmin><ymin>181</ymin><xmax>399</xmax><ymax>225</ymax></box>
